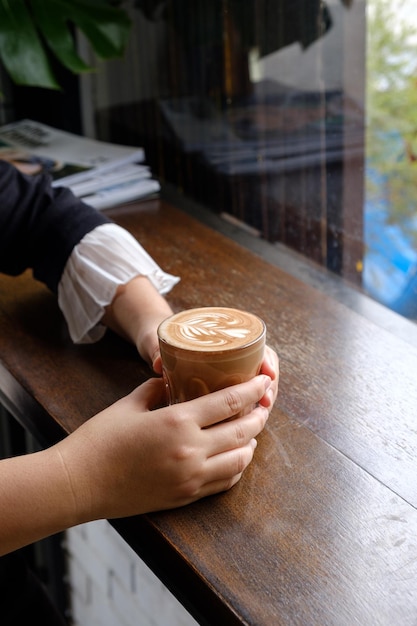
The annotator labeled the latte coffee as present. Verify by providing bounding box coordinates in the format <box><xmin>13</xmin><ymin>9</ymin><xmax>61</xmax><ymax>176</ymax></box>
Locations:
<box><xmin>157</xmin><ymin>307</ymin><xmax>266</xmax><ymax>405</ymax></box>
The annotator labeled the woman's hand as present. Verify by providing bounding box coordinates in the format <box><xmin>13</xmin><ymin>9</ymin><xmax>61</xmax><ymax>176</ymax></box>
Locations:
<box><xmin>57</xmin><ymin>374</ymin><xmax>273</xmax><ymax>523</ymax></box>
<box><xmin>102</xmin><ymin>278</ymin><xmax>281</xmax><ymax>400</ymax></box>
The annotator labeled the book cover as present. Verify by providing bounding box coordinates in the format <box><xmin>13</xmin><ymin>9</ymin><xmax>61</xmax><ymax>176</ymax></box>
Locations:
<box><xmin>0</xmin><ymin>119</ymin><xmax>145</xmax><ymax>187</ymax></box>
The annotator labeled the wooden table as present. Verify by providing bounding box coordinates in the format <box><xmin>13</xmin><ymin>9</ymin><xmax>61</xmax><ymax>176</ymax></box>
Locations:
<box><xmin>1</xmin><ymin>198</ymin><xmax>417</xmax><ymax>625</ymax></box>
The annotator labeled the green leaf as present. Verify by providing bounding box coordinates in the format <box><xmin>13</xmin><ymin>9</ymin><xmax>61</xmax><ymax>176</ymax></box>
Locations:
<box><xmin>30</xmin><ymin>0</ymin><xmax>93</xmax><ymax>73</ymax></box>
<box><xmin>32</xmin><ymin>0</ymin><xmax>132</xmax><ymax>65</ymax></box>
<box><xmin>0</xmin><ymin>0</ymin><xmax>59</xmax><ymax>88</ymax></box>
<box><xmin>0</xmin><ymin>0</ymin><xmax>131</xmax><ymax>88</ymax></box>
<box><xmin>72</xmin><ymin>0</ymin><xmax>132</xmax><ymax>59</ymax></box>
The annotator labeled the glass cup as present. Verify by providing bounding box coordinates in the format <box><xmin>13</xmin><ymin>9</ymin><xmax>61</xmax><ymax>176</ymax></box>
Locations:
<box><xmin>157</xmin><ymin>307</ymin><xmax>266</xmax><ymax>411</ymax></box>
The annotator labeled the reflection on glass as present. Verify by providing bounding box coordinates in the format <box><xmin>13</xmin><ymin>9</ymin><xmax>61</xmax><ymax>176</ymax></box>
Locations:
<box><xmin>119</xmin><ymin>1</ymin><xmax>365</xmax><ymax>280</ymax></box>
<box><xmin>90</xmin><ymin>1</ymin><xmax>416</xmax><ymax>321</ymax></box>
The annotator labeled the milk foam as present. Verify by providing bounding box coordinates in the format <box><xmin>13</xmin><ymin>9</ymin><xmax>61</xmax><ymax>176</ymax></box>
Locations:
<box><xmin>158</xmin><ymin>307</ymin><xmax>265</xmax><ymax>351</ymax></box>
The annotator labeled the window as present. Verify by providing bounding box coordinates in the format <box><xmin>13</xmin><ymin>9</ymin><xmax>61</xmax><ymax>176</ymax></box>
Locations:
<box><xmin>80</xmin><ymin>0</ymin><xmax>416</xmax><ymax>322</ymax></box>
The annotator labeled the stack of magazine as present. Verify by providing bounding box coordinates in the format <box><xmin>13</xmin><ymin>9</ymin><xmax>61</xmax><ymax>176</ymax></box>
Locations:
<box><xmin>0</xmin><ymin>119</ymin><xmax>160</xmax><ymax>210</ymax></box>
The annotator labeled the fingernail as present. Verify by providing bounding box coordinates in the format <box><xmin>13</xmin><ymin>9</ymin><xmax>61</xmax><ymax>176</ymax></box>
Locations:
<box><xmin>264</xmin><ymin>375</ymin><xmax>272</xmax><ymax>390</ymax></box>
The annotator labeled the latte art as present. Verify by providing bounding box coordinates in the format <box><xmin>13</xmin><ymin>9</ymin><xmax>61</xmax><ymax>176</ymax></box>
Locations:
<box><xmin>159</xmin><ymin>308</ymin><xmax>265</xmax><ymax>351</ymax></box>
<box><xmin>175</xmin><ymin>312</ymin><xmax>253</xmax><ymax>347</ymax></box>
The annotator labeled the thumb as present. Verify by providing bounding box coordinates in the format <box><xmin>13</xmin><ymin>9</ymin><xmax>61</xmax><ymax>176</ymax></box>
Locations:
<box><xmin>129</xmin><ymin>377</ymin><xmax>168</xmax><ymax>410</ymax></box>
<box><xmin>151</xmin><ymin>353</ymin><xmax>163</xmax><ymax>375</ymax></box>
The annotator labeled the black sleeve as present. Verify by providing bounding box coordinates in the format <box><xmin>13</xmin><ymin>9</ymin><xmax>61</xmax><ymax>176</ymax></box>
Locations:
<box><xmin>0</xmin><ymin>160</ymin><xmax>111</xmax><ymax>293</ymax></box>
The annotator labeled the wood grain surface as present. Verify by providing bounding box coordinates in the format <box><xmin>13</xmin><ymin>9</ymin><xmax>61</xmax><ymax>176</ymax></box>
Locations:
<box><xmin>0</xmin><ymin>198</ymin><xmax>416</xmax><ymax>625</ymax></box>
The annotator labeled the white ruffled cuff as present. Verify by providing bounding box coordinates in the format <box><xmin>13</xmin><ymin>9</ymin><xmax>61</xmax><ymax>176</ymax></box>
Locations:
<box><xmin>58</xmin><ymin>223</ymin><xmax>180</xmax><ymax>343</ymax></box>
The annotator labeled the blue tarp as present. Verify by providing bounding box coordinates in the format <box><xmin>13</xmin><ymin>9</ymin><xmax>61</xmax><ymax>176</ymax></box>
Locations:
<box><xmin>363</xmin><ymin>160</ymin><xmax>417</xmax><ymax>318</ymax></box>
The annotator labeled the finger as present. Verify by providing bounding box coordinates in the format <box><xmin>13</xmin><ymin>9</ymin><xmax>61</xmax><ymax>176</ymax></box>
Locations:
<box><xmin>260</xmin><ymin>345</ymin><xmax>279</xmax><ymax>381</ymax></box>
<box><xmin>193</xmin><ymin>439</ymin><xmax>258</xmax><ymax>499</ymax></box>
<box><xmin>189</xmin><ymin>374</ymin><xmax>271</xmax><ymax>429</ymax></box>
<box><xmin>151</xmin><ymin>353</ymin><xmax>163</xmax><ymax>375</ymax></box>
<box><xmin>129</xmin><ymin>377</ymin><xmax>167</xmax><ymax>410</ymax></box>
<box><xmin>204</xmin><ymin>404</ymin><xmax>269</xmax><ymax>457</ymax></box>
<box><xmin>259</xmin><ymin>347</ymin><xmax>279</xmax><ymax>408</ymax></box>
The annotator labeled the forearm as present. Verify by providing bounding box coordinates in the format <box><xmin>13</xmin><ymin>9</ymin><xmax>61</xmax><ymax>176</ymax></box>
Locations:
<box><xmin>0</xmin><ymin>447</ymin><xmax>78</xmax><ymax>556</ymax></box>
<box><xmin>102</xmin><ymin>275</ymin><xmax>173</xmax><ymax>367</ymax></box>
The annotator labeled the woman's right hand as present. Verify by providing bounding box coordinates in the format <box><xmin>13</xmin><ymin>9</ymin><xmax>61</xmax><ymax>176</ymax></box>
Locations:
<box><xmin>57</xmin><ymin>374</ymin><xmax>273</xmax><ymax>524</ymax></box>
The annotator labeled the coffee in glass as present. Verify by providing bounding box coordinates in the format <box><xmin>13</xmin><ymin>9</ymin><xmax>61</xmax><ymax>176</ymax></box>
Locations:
<box><xmin>157</xmin><ymin>306</ymin><xmax>266</xmax><ymax>406</ymax></box>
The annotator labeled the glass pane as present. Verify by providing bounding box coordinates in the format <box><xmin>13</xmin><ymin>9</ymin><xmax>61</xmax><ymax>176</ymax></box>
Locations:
<box><xmin>87</xmin><ymin>0</ymin><xmax>417</xmax><ymax>322</ymax></box>
<box><xmin>364</xmin><ymin>0</ymin><xmax>417</xmax><ymax>319</ymax></box>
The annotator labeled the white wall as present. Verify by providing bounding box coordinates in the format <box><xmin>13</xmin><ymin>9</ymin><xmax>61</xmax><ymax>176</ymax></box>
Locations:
<box><xmin>65</xmin><ymin>520</ymin><xmax>198</xmax><ymax>626</ymax></box>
